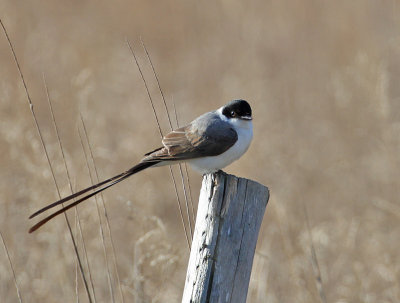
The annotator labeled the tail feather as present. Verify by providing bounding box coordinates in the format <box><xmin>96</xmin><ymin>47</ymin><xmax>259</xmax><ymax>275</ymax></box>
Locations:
<box><xmin>29</xmin><ymin>161</ymin><xmax>158</xmax><ymax>232</ymax></box>
<box><xmin>29</xmin><ymin>170</ymin><xmax>128</xmax><ymax>219</ymax></box>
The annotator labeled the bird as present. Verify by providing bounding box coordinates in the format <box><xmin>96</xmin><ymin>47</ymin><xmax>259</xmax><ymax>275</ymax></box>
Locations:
<box><xmin>29</xmin><ymin>99</ymin><xmax>253</xmax><ymax>233</ymax></box>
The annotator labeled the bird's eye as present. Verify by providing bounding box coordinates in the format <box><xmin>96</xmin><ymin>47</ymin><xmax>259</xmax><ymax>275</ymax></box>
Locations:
<box><xmin>231</xmin><ymin>111</ymin><xmax>236</xmax><ymax>117</ymax></box>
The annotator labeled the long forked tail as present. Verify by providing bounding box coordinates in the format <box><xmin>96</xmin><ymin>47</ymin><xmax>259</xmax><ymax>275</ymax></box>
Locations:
<box><xmin>29</xmin><ymin>161</ymin><xmax>158</xmax><ymax>233</ymax></box>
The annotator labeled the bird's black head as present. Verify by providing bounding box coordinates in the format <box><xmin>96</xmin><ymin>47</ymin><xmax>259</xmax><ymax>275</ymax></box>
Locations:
<box><xmin>222</xmin><ymin>99</ymin><xmax>252</xmax><ymax>120</ymax></box>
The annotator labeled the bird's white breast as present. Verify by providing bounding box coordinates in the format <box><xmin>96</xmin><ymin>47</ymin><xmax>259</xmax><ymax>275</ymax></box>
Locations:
<box><xmin>188</xmin><ymin>116</ymin><xmax>253</xmax><ymax>174</ymax></box>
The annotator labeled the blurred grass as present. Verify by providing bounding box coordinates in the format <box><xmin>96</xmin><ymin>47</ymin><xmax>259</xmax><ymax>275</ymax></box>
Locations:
<box><xmin>1</xmin><ymin>1</ymin><xmax>400</xmax><ymax>302</ymax></box>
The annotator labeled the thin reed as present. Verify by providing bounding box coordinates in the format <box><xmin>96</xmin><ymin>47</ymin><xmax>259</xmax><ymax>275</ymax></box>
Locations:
<box><xmin>1</xmin><ymin>18</ymin><xmax>91</xmax><ymax>303</ymax></box>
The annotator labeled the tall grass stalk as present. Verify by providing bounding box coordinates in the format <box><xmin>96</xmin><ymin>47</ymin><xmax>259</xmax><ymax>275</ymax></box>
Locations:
<box><xmin>0</xmin><ymin>18</ymin><xmax>92</xmax><ymax>303</ymax></box>
<box><xmin>141</xmin><ymin>38</ymin><xmax>196</xmax><ymax>229</ymax></box>
<box><xmin>80</xmin><ymin>115</ymin><xmax>125</xmax><ymax>303</ymax></box>
<box><xmin>0</xmin><ymin>231</ymin><xmax>23</xmax><ymax>303</ymax></box>
<box><xmin>43</xmin><ymin>75</ymin><xmax>99</xmax><ymax>303</ymax></box>
<box><xmin>126</xmin><ymin>38</ymin><xmax>192</xmax><ymax>249</ymax></box>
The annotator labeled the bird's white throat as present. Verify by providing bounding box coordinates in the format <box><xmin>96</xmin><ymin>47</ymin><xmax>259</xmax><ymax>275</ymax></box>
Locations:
<box><xmin>188</xmin><ymin>109</ymin><xmax>253</xmax><ymax>174</ymax></box>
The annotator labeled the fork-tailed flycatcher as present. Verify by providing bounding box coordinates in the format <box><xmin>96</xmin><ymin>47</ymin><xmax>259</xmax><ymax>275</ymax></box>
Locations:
<box><xmin>29</xmin><ymin>99</ymin><xmax>253</xmax><ymax>232</ymax></box>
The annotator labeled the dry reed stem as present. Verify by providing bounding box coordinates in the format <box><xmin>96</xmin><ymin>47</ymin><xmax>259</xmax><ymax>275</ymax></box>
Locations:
<box><xmin>43</xmin><ymin>75</ymin><xmax>99</xmax><ymax>303</ymax></box>
<box><xmin>168</xmin><ymin>165</ymin><xmax>191</xmax><ymax>250</ymax></box>
<box><xmin>0</xmin><ymin>230</ymin><xmax>23</xmax><ymax>303</ymax></box>
<box><xmin>126</xmin><ymin>39</ymin><xmax>162</xmax><ymax>135</ymax></box>
<box><xmin>140</xmin><ymin>38</ymin><xmax>170</xmax><ymax>127</ymax></box>
<box><xmin>78</xmin><ymin>125</ymin><xmax>117</xmax><ymax>303</ymax></box>
<box><xmin>0</xmin><ymin>18</ymin><xmax>92</xmax><ymax>303</ymax></box>
<box><xmin>74</xmin><ymin>197</ymin><xmax>98</xmax><ymax>303</ymax></box>
<box><xmin>80</xmin><ymin>115</ymin><xmax>125</xmax><ymax>303</ymax></box>
<box><xmin>126</xmin><ymin>38</ymin><xmax>192</xmax><ymax>249</ymax></box>
<box><xmin>140</xmin><ymin>38</ymin><xmax>196</xmax><ymax>232</ymax></box>
<box><xmin>183</xmin><ymin>164</ymin><xmax>196</xmax><ymax>223</ymax></box>
<box><xmin>171</xmin><ymin>101</ymin><xmax>195</xmax><ymax>236</ymax></box>
<box><xmin>172</xmin><ymin>100</ymin><xmax>196</xmax><ymax>225</ymax></box>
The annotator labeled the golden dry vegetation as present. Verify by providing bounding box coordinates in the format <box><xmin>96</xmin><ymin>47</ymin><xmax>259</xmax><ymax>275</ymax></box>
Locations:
<box><xmin>1</xmin><ymin>1</ymin><xmax>400</xmax><ymax>302</ymax></box>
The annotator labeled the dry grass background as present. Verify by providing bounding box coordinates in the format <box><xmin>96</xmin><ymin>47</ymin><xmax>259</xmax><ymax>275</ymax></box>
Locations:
<box><xmin>1</xmin><ymin>1</ymin><xmax>400</xmax><ymax>302</ymax></box>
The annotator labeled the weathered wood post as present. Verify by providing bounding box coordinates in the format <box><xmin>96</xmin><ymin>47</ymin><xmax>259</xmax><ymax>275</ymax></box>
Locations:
<box><xmin>182</xmin><ymin>171</ymin><xmax>269</xmax><ymax>303</ymax></box>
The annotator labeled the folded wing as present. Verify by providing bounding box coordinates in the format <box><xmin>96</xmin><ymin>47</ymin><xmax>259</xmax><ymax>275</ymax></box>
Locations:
<box><xmin>143</xmin><ymin>112</ymin><xmax>238</xmax><ymax>161</ymax></box>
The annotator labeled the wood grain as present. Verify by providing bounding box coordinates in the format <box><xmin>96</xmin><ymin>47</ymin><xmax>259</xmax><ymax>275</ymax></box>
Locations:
<box><xmin>182</xmin><ymin>171</ymin><xmax>269</xmax><ymax>303</ymax></box>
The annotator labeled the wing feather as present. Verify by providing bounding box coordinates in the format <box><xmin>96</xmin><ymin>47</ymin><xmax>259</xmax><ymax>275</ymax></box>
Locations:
<box><xmin>142</xmin><ymin>113</ymin><xmax>237</xmax><ymax>162</ymax></box>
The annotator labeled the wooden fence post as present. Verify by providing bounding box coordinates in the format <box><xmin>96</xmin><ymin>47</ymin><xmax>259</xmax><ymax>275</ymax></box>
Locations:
<box><xmin>182</xmin><ymin>171</ymin><xmax>270</xmax><ymax>303</ymax></box>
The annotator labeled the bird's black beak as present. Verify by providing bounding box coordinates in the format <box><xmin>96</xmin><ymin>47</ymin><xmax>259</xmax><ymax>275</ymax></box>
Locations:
<box><xmin>240</xmin><ymin>115</ymin><xmax>252</xmax><ymax>120</ymax></box>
